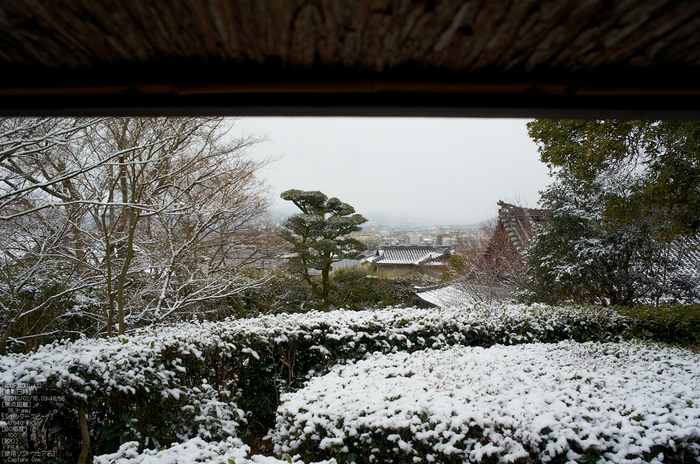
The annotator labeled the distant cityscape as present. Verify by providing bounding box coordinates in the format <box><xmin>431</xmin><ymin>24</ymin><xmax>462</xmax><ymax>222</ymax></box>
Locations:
<box><xmin>350</xmin><ymin>221</ymin><xmax>491</xmax><ymax>250</ymax></box>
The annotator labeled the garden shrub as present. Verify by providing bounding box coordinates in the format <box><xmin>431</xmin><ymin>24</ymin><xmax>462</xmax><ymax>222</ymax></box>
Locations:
<box><xmin>329</xmin><ymin>267</ymin><xmax>432</xmax><ymax>311</ymax></box>
<box><xmin>227</xmin><ymin>268</ymin><xmax>433</xmax><ymax>317</ymax></box>
<box><xmin>615</xmin><ymin>303</ymin><xmax>700</xmax><ymax>346</ymax></box>
<box><xmin>226</xmin><ymin>270</ymin><xmax>317</xmax><ymax>318</ymax></box>
<box><xmin>274</xmin><ymin>341</ymin><xmax>700</xmax><ymax>464</ymax></box>
<box><xmin>0</xmin><ymin>330</ymin><xmax>244</xmax><ymax>463</ymax></box>
<box><xmin>92</xmin><ymin>437</ymin><xmax>338</xmax><ymax>464</ymax></box>
<box><xmin>1</xmin><ymin>262</ymin><xmax>104</xmax><ymax>354</ymax></box>
<box><xmin>1</xmin><ymin>302</ymin><xmax>697</xmax><ymax>462</ymax></box>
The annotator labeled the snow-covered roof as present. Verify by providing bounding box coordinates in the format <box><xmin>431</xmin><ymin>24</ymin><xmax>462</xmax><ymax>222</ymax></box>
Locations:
<box><xmin>671</xmin><ymin>236</ymin><xmax>700</xmax><ymax>280</ymax></box>
<box><xmin>364</xmin><ymin>246</ymin><xmax>451</xmax><ymax>266</ymax></box>
<box><xmin>414</xmin><ymin>283</ymin><xmax>474</xmax><ymax>307</ymax></box>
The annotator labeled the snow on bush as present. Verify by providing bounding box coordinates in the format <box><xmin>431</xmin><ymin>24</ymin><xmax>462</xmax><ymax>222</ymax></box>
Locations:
<box><xmin>92</xmin><ymin>437</ymin><xmax>337</xmax><ymax>464</ymax></box>
<box><xmin>0</xmin><ymin>304</ymin><xmax>636</xmax><ymax>459</ymax></box>
<box><xmin>275</xmin><ymin>341</ymin><xmax>700</xmax><ymax>464</ymax></box>
<box><xmin>0</xmin><ymin>330</ymin><xmax>245</xmax><ymax>456</ymax></box>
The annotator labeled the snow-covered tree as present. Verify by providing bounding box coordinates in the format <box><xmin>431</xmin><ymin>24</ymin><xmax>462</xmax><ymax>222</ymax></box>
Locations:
<box><xmin>116</xmin><ymin>123</ymin><xmax>276</xmax><ymax>329</ymax></box>
<box><xmin>279</xmin><ymin>190</ymin><xmax>367</xmax><ymax>310</ymax></box>
<box><xmin>527</xmin><ymin>119</ymin><xmax>700</xmax><ymax>240</ymax></box>
<box><xmin>74</xmin><ymin>118</ymin><xmax>272</xmax><ymax>335</ymax></box>
<box><xmin>523</xmin><ymin>173</ymin><xmax>691</xmax><ymax>305</ymax></box>
<box><xmin>0</xmin><ymin>118</ymin><xmax>107</xmax><ymax>352</ymax></box>
<box><xmin>523</xmin><ymin>119</ymin><xmax>700</xmax><ymax>306</ymax></box>
<box><xmin>0</xmin><ymin>117</ymin><xmax>106</xmax><ymax>217</ymax></box>
<box><xmin>0</xmin><ymin>118</ymin><xmax>272</xmax><ymax>350</ymax></box>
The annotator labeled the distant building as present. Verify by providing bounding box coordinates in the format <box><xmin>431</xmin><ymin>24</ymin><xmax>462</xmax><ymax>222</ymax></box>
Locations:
<box><xmin>486</xmin><ymin>201</ymin><xmax>547</xmax><ymax>258</ymax></box>
<box><xmin>414</xmin><ymin>201</ymin><xmax>548</xmax><ymax>306</ymax></box>
<box><xmin>331</xmin><ymin>258</ymin><xmax>363</xmax><ymax>272</ymax></box>
<box><xmin>362</xmin><ymin>245</ymin><xmax>452</xmax><ymax>277</ymax></box>
<box><xmin>414</xmin><ymin>283</ymin><xmax>473</xmax><ymax>307</ymax></box>
<box><xmin>349</xmin><ymin>230</ymin><xmax>380</xmax><ymax>243</ymax></box>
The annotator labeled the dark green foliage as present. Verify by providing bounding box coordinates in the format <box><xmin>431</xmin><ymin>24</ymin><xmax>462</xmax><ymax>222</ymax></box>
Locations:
<box><xmin>644</xmin><ymin>122</ymin><xmax>700</xmax><ymax>238</ymax></box>
<box><xmin>291</xmin><ymin>422</ymin><xmax>698</xmax><ymax>464</ymax></box>
<box><xmin>527</xmin><ymin>120</ymin><xmax>649</xmax><ymax>182</ymax></box>
<box><xmin>615</xmin><ymin>304</ymin><xmax>700</xmax><ymax>346</ymax></box>
<box><xmin>524</xmin><ymin>119</ymin><xmax>700</xmax><ymax>305</ymax></box>
<box><xmin>226</xmin><ymin>271</ymin><xmax>317</xmax><ymax>317</ymax></box>
<box><xmin>528</xmin><ymin>119</ymin><xmax>700</xmax><ymax>239</ymax></box>
<box><xmin>279</xmin><ymin>189</ymin><xmax>367</xmax><ymax>310</ymax></box>
<box><xmin>1</xmin><ymin>261</ymin><xmax>103</xmax><ymax>354</ymax></box>
<box><xmin>292</xmin><ymin>424</ymin><xmax>474</xmax><ymax>464</ymax></box>
<box><xmin>227</xmin><ymin>268</ymin><xmax>432</xmax><ymax>316</ymax></box>
<box><xmin>330</xmin><ymin>267</ymin><xmax>432</xmax><ymax>310</ymax></box>
<box><xmin>521</xmin><ymin>172</ymin><xmax>691</xmax><ymax>306</ymax></box>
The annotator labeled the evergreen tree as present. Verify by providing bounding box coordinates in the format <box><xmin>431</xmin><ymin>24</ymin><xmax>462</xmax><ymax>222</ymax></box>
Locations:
<box><xmin>527</xmin><ymin>119</ymin><xmax>700</xmax><ymax>240</ymax></box>
<box><xmin>523</xmin><ymin>119</ymin><xmax>700</xmax><ymax>306</ymax></box>
<box><xmin>279</xmin><ymin>190</ymin><xmax>367</xmax><ymax>310</ymax></box>
<box><xmin>522</xmin><ymin>171</ymin><xmax>693</xmax><ymax>305</ymax></box>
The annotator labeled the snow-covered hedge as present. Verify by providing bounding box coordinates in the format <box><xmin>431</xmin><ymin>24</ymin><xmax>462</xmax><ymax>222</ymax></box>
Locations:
<box><xmin>93</xmin><ymin>437</ymin><xmax>262</xmax><ymax>464</ymax></box>
<box><xmin>0</xmin><ymin>330</ymin><xmax>245</xmax><ymax>458</ymax></box>
<box><xmin>0</xmin><ymin>304</ymin><xmax>637</xmax><ymax>460</ymax></box>
<box><xmin>616</xmin><ymin>304</ymin><xmax>700</xmax><ymax>346</ymax></box>
<box><xmin>92</xmin><ymin>437</ymin><xmax>338</xmax><ymax>464</ymax></box>
<box><xmin>275</xmin><ymin>341</ymin><xmax>700</xmax><ymax>464</ymax></box>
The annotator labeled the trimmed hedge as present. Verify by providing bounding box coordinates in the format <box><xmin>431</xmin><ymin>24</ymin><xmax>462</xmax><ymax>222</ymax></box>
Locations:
<box><xmin>274</xmin><ymin>341</ymin><xmax>700</xmax><ymax>464</ymax></box>
<box><xmin>0</xmin><ymin>303</ymin><xmax>696</xmax><ymax>462</ymax></box>
<box><xmin>616</xmin><ymin>303</ymin><xmax>700</xmax><ymax>346</ymax></box>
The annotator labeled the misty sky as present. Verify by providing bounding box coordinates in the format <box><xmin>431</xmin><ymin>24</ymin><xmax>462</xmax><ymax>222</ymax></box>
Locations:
<box><xmin>236</xmin><ymin>118</ymin><xmax>552</xmax><ymax>226</ymax></box>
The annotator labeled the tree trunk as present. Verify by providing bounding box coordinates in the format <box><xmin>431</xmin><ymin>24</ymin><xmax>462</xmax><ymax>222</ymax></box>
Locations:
<box><xmin>320</xmin><ymin>256</ymin><xmax>331</xmax><ymax>311</ymax></box>
<box><xmin>77</xmin><ymin>407</ymin><xmax>90</xmax><ymax>464</ymax></box>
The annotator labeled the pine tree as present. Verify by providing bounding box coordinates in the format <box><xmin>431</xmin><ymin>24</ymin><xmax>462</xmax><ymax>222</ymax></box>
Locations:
<box><xmin>279</xmin><ymin>190</ymin><xmax>367</xmax><ymax>310</ymax></box>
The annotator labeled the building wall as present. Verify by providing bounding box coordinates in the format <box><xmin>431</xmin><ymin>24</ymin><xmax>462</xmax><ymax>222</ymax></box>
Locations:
<box><xmin>371</xmin><ymin>264</ymin><xmax>445</xmax><ymax>278</ymax></box>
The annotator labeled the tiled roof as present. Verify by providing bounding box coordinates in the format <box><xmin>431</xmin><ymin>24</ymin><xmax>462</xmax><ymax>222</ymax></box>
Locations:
<box><xmin>497</xmin><ymin>201</ymin><xmax>548</xmax><ymax>253</ymax></box>
<box><xmin>414</xmin><ymin>284</ymin><xmax>474</xmax><ymax>307</ymax></box>
<box><xmin>672</xmin><ymin>237</ymin><xmax>700</xmax><ymax>279</ymax></box>
<box><xmin>365</xmin><ymin>246</ymin><xmax>451</xmax><ymax>266</ymax></box>
<box><xmin>495</xmin><ymin>201</ymin><xmax>700</xmax><ymax>278</ymax></box>
<box><xmin>415</xmin><ymin>282</ymin><xmax>517</xmax><ymax>306</ymax></box>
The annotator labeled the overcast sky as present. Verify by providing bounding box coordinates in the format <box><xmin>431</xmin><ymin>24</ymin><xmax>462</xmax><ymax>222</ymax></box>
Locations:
<box><xmin>236</xmin><ymin>118</ymin><xmax>552</xmax><ymax>226</ymax></box>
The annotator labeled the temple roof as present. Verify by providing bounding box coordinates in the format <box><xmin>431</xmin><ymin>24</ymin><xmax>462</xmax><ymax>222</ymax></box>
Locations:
<box><xmin>365</xmin><ymin>246</ymin><xmax>451</xmax><ymax>266</ymax></box>
<box><xmin>496</xmin><ymin>201</ymin><xmax>547</xmax><ymax>254</ymax></box>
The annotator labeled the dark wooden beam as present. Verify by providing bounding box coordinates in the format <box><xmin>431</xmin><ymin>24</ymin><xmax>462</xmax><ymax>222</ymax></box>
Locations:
<box><xmin>2</xmin><ymin>90</ymin><xmax>699</xmax><ymax>119</ymax></box>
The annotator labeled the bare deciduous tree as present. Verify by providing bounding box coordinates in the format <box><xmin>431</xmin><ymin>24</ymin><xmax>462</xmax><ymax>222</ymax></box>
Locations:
<box><xmin>444</xmin><ymin>220</ymin><xmax>526</xmax><ymax>304</ymax></box>
<box><xmin>0</xmin><ymin>117</ymin><xmax>273</xmax><ymax>351</ymax></box>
